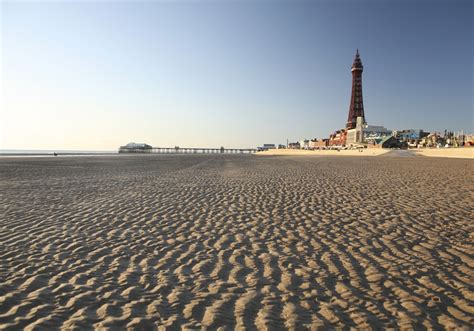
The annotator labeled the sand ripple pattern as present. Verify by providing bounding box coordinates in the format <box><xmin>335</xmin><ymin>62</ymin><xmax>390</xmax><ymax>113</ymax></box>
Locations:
<box><xmin>0</xmin><ymin>155</ymin><xmax>473</xmax><ymax>329</ymax></box>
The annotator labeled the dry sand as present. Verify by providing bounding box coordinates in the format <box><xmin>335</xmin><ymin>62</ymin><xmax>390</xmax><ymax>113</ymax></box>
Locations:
<box><xmin>257</xmin><ymin>148</ymin><xmax>390</xmax><ymax>156</ymax></box>
<box><xmin>0</xmin><ymin>154</ymin><xmax>473</xmax><ymax>329</ymax></box>
<box><xmin>257</xmin><ymin>147</ymin><xmax>474</xmax><ymax>159</ymax></box>
<box><xmin>413</xmin><ymin>148</ymin><xmax>474</xmax><ymax>159</ymax></box>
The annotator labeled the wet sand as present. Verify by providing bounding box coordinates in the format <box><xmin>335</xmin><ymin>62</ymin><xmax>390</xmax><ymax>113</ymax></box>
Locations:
<box><xmin>0</xmin><ymin>155</ymin><xmax>473</xmax><ymax>329</ymax></box>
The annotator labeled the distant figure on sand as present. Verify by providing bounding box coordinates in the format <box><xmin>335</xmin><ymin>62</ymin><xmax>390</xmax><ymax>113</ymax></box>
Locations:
<box><xmin>53</xmin><ymin>152</ymin><xmax>58</xmax><ymax>157</ymax></box>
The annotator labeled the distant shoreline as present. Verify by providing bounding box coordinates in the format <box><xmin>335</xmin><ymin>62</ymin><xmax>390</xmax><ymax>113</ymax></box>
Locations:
<box><xmin>0</xmin><ymin>150</ymin><xmax>117</xmax><ymax>157</ymax></box>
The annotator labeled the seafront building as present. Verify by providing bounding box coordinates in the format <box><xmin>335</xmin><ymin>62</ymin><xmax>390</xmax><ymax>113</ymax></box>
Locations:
<box><xmin>309</xmin><ymin>139</ymin><xmax>329</xmax><ymax>149</ymax></box>
<box><xmin>328</xmin><ymin>130</ymin><xmax>347</xmax><ymax>147</ymax></box>
<box><xmin>463</xmin><ymin>134</ymin><xmax>474</xmax><ymax>146</ymax></box>
<box><xmin>368</xmin><ymin>136</ymin><xmax>400</xmax><ymax>149</ymax></box>
<box><xmin>393</xmin><ymin>129</ymin><xmax>429</xmax><ymax>147</ymax></box>
<box><xmin>257</xmin><ymin>144</ymin><xmax>276</xmax><ymax>152</ymax></box>
<box><xmin>288</xmin><ymin>142</ymin><xmax>301</xmax><ymax>149</ymax></box>
<box><xmin>299</xmin><ymin>139</ymin><xmax>310</xmax><ymax>149</ymax></box>
<box><xmin>394</xmin><ymin>129</ymin><xmax>428</xmax><ymax>141</ymax></box>
<box><xmin>346</xmin><ymin>117</ymin><xmax>392</xmax><ymax>146</ymax></box>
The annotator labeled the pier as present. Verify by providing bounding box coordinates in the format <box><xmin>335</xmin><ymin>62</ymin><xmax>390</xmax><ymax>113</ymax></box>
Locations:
<box><xmin>119</xmin><ymin>146</ymin><xmax>256</xmax><ymax>154</ymax></box>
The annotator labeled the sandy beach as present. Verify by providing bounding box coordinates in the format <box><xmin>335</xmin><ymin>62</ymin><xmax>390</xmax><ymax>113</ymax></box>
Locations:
<box><xmin>0</xmin><ymin>154</ymin><xmax>472</xmax><ymax>329</ymax></box>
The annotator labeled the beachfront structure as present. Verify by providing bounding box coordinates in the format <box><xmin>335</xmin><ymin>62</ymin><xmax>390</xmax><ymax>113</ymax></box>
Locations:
<box><xmin>346</xmin><ymin>117</ymin><xmax>365</xmax><ymax>145</ymax></box>
<box><xmin>257</xmin><ymin>144</ymin><xmax>276</xmax><ymax>152</ymax></box>
<box><xmin>309</xmin><ymin>139</ymin><xmax>329</xmax><ymax>149</ymax></box>
<box><xmin>363</xmin><ymin>124</ymin><xmax>392</xmax><ymax>138</ymax></box>
<box><xmin>363</xmin><ymin>124</ymin><xmax>393</xmax><ymax>145</ymax></box>
<box><xmin>288</xmin><ymin>142</ymin><xmax>300</xmax><ymax>149</ymax></box>
<box><xmin>119</xmin><ymin>142</ymin><xmax>153</xmax><ymax>153</ymax></box>
<box><xmin>329</xmin><ymin>129</ymin><xmax>347</xmax><ymax>147</ymax></box>
<box><xmin>299</xmin><ymin>139</ymin><xmax>310</xmax><ymax>149</ymax></box>
<box><xmin>346</xmin><ymin>117</ymin><xmax>392</xmax><ymax>146</ymax></box>
<box><xmin>419</xmin><ymin>133</ymin><xmax>443</xmax><ymax>148</ymax></box>
<box><xmin>464</xmin><ymin>134</ymin><xmax>474</xmax><ymax>146</ymax></box>
<box><xmin>330</xmin><ymin>123</ymin><xmax>391</xmax><ymax>147</ymax></box>
<box><xmin>417</xmin><ymin>131</ymin><xmax>471</xmax><ymax>148</ymax></box>
<box><xmin>326</xmin><ymin>51</ymin><xmax>371</xmax><ymax>148</ymax></box>
<box><xmin>394</xmin><ymin>129</ymin><xmax>428</xmax><ymax>141</ymax></box>
<box><xmin>120</xmin><ymin>143</ymin><xmax>256</xmax><ymax>154</ymax></box>
<box><xmin>344</xmin><ymin>51</ymin><xmax>393</xmax><ymax>146</ymax></box>
<box><xmin>393</xmin><ymin>129</ymin><xmax>429</xmax><ymax>147</ymax></box>
<box><xmin>314</xmin><ymin>50</ymin><xmax>395</xmax><ymax>148</ymax></box>
<box><xmin>368</xmin><ymin>136</ymin><xmax>401</xmax><ymax>149</ymax></box>
<box><xmin>346</xmin><ymin>49</ymin><xmax>366</xmax><ymax>129</ymax></box>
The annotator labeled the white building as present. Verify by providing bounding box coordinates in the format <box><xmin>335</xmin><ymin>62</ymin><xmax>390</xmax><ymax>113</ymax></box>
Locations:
<box><xmin>299</xmin><ymin>139</ymin><xmax>310</xmax><ymax>149</ymax></box>
<box><xmin>346</xmin><ymin>117</ymin><xmax>392</xmax><ymax>146</ymax></box>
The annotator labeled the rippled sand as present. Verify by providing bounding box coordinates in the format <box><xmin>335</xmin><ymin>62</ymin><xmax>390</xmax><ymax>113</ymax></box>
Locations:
<box><xmin>0</xmin><ymin>154</ymin><xmax>472</xmax><ymax>329</ymax></box>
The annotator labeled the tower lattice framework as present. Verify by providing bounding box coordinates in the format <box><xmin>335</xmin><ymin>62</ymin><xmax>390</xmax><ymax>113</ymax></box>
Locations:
<box><xmin>346</xmin><ymin>49</ymin><xmax>366</xmax><ymax>129</ymax></box>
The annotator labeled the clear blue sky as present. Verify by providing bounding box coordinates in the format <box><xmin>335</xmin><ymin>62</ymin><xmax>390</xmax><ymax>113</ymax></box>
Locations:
<box><xmin>1</xmin><ymin>0</ymin><xmax>472</xmax><ymax>150</ymax></box>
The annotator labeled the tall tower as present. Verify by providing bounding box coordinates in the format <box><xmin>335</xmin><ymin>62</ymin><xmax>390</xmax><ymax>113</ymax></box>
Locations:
<box><xmin>346</xmin><ymin>49</ymin><xmax>366</xmax><ymax>129</ymax></box>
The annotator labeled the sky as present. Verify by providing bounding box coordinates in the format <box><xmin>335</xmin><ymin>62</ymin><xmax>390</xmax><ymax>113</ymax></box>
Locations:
<box><xmin>1</xmin><ymin>0</ymin><xmax>472</xmax><ymax>150</ymax></box>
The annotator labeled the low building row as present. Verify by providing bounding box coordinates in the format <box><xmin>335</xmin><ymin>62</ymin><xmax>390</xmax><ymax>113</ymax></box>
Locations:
<box><xmin>289</xmin><ymin>117</ymin><xmax>473</xmax><ymax>150</ymax></box>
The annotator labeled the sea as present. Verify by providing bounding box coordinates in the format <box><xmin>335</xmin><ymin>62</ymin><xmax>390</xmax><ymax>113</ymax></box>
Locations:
<box><xmin>0</xmin><ymin>149</ymin><xmax>117</xmax><ymax>157</ymax></box>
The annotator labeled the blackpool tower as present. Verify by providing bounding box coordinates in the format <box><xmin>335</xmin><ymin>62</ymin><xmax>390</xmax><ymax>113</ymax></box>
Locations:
<box><xmin>346</xmin><ymin>49</ymin><xmax>366</xmax><ymax>129</ymax></box>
